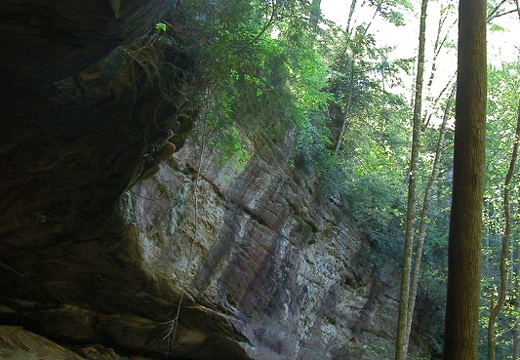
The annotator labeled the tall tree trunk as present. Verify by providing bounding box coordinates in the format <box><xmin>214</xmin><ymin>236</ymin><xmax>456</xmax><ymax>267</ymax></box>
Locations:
<box><xmin>442</xmin><ymin>0</ymin><xmax>487</xmax><ymax>358</ymax></box>
<box><xmin>487</xmin><ymin>98</ymin><xmax>520</xmax><ymax>360</ymax></box>
<box><xmin>394</xmin><ymin>1</ymin><xmax>428</xmax><ymax>359</ymax></box>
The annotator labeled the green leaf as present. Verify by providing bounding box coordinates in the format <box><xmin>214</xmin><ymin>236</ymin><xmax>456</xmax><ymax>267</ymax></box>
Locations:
<box><xmin>155</xmin><ymin>22</ymin><xmax>167</xmax><ymax>32</ymax></box>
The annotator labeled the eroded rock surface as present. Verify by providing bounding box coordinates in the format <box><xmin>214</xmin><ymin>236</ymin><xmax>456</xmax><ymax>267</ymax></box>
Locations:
<box><xmin>122</xmin><ymin>131</ymin><xmax>437</xmax><ymax>359</ymax></box>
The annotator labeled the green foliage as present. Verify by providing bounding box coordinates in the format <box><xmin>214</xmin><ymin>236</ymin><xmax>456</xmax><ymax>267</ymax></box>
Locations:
<box><xmin>174</xmin><ymin>0</ymin><xmax>332</xmax><ymax>165</ymax></box>
<box><xmin>208</xmin><ymin>125</ymin><xmax>250</xmax><ymax>169</ymax></box>
<box><xmin>155</xmin><ymin>22</ymin><xmax>167</xmax><ymax>32</ymax></box>
<box><xmin>489</xmin><ymin>22</ymin><xmax>505</xmax><ymax>32</ymax></box>
<box><xmin>478</xmin><ymin>61</ymin><xmax>520</xmax><ymax>358</ymax></box>
<box><xmin>326</xmin><ymin>23</ymin><xmax>415</xmax><ymax>257</ymax></box>
<box><xmin>368</xmin><ymin>0</ymin><xmax>413</xmax><ymax>26</ymax></box>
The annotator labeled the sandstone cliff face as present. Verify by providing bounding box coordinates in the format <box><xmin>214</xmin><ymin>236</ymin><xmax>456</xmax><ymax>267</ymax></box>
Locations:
<box><xmin>121</xmin><ymin>129</ymin><xmax>435</xmax><ymax>359</ymax></box>
<box><xmin>0</xmin><ymin>1</ymin><xmax>437</xmax><ymax>359</ymax></box>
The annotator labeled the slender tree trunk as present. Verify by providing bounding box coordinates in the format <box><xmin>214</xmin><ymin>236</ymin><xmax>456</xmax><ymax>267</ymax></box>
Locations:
<box><xmin>346</xmin><ymin>0</ymin><xmax>358</xmax><ymax>37</ymax></box>
<box><xmin>423</xmin><ymin>5</ymin><xmax>456</xmax><ymax>128</ymax></box>
<box><xmin>334</xmin><ymin>61</ymin><xmax>354</xmax><ymax>155</ymax></box>
<box><xmin>487</xmin><ymin>98</ymin><xmax>520</xmax><ymax>360</ymax></box>
<box><xmin>395</xmin><ymin>1</ymin><xmax>428</xmax><ymax>359</ymax></box>
<box><xmin>514</xmin><ymin>187</ymin><xmax>520</xmax><ymax>359</ymax></box>
<box><xmin>335</xmin><ymin>9</ymin><xmax>376</xmax><ymax>155</ymax></box>
<box><xmin>513</xmin><ymin>230</ymin><xmax>520</xmax><ymax>358</ymax></box>
<box><xmin>442</xmin><ymin>0</ymin><xmax>487</xmax><ymax>358</ymax></box>
<box><xmin>404</xmin><ymin>87</ymin><xmax>455</xmax><ymax>350</ymax></box>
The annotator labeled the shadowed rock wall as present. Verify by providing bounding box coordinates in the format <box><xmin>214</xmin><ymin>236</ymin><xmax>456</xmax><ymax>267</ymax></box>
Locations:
<box><xmin>0</xmin><ymin>1</ymin><xmax>239</xmax><ymax>359</ymax></box>
<box><xmin>0</xmin><ymin>0</ymin><xmax>178</xmax><ymax>83</ymax></box>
